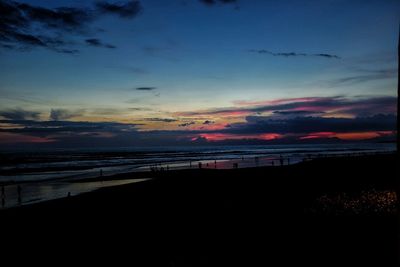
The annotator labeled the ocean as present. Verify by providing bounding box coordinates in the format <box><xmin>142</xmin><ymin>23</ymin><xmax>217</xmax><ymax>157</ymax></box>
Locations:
<box><xmin>0</xmin><ymin>143</ymin><xmax>396</xmax><ymax>208</ymax></box>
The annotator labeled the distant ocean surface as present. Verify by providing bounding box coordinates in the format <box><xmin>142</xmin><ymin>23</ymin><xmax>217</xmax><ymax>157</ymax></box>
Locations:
<box><xmin>0</xmin><ymin>143</ymin><xmax>396</xmax><ymax>184</ymax></box>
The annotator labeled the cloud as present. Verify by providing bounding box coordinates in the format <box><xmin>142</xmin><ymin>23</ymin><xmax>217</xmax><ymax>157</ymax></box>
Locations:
<box><xmin>128</xmin><ymin>107</ymin><xmax>153</xmax><ymax>111</ymax></box>
<box><xmin>136</xmin><ymin>87</ymin><xmax>157</xmax><ymax>91</ymax></box>
<box><xmin>0</xmin><ymin>119</ymin><xmax>138</xmax><ymax>136</ymax></box>
<box><xmin>85</xmin><ymin>38</ymin><xmax>116</xmax><ymax>49</ymax></box>
<box><xmin>0</xmin><ymin>0</ymin><xmax>142</xmax><ymax>53</ymax></box>
<box><xmin>0</xmin><ymin>108</ymin><xmax>40</xmax><ymax>120</ymax></box>
<box><xmin>49</xmin><ymin>109</ymin><xmax>82</xmax><ymax>121</ymax></box>
<box><xmin>95</xmin><ymin>1</ymin><xmax>142</xmax><ymax>18</ymax></box>
<box><xmin>0</xmin><ymin>94</ymin><xmax>397</xmax><ymax>148</ymax></box>
<box><xmin>220</xmin><ymin>114</ymin><xmax>396</xmax><ymax>135</ymax></box>
<box><xmin>199</xmin><ymin>0</ymin><xmax>237</xmax><ymax>5</ymax></box>
<box><xmin>17</xmin><ymin>4</ymin><xmax>93</xmax><ymax>31</ymax></box>
<box><xmin>176</xmin><ymin>96</ymin><xmax>397</xmax><ymax>118</ymax></box>
<box><xmin>327</xmin><ymin>69</ymin><xmax>397</xmax><ymax>86</ymax></box>
<box><xmin>144</xmin><ymin>118</ymin><xmax>178</xmax><ymax>123</ymax></box>
<box><xmin>249</xmin><ymin>49</ymin><xmax>340</xmax><ymax>59</ymax></box>
<box><xmin>178</xmin><ymin>121</ymin><xmax>195</xmax><ymax>127</ymax></box>
<box><xmin>272</xmin><ymin>110</ymin><xmax>324</xmax><ymax>116</ymax></box>
<box><xmin>0</xmin><ymin>113</ymin><xmax>397</xmax><ymax>148</ymax></box>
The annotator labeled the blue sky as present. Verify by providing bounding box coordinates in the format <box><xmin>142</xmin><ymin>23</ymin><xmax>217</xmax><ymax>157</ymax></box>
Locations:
<box><xmin>0</xmin><ymin>0</ymin><xmax>398</xmax><ymax>147</ymax></box>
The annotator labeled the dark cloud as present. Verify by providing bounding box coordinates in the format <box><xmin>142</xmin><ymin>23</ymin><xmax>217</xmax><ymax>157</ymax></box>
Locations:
<box><xmin>177</xmin><ymin>96</ymin><xmax>397</xmax><ymax>118</ymax></box>
<box><xmin>85</xmin><ymin>38</ymin><xmax>116</xmax><ymax>49</ymax></box>
<box><xmin>199</xmin><ymin>0</ymin><xmax>237</xmax><ymax>5</ymax></box>
<box><xmin>96</xmin><ymin>1</ymin><xmax>142</xmax><ymax>18</ymax></box>
<box><xmin>49</xmin><ymin>109</ymin><xmax>82</xmax><ymax>121</ymax></box>
<box><xmin>272</xmin><ymin>110</ymin><xmax>324</xmax><ymax>116</ymax></box>
<box><xmin>271</xmin><ymin>110</ymin><xmax>325</xmax><ymax>119</ymax></box>
<box><xmin>0</xmin><ymin>0</ymin><xmax>142</xmax><ymax>52</ymax></box>
<box><xmin>136</xmin><ymin>87</ymin><xmax>157</xmax><ymax>91</ymax></box>
<box><xmin>221</xmin><ymin>114</ymin><xmax>396</xmax><ymax>135</ymax></box>
<box><xmin>178</xmin><ymin>121</ymin><xmax>195</xmax><ymax>127</ymax></box>
<box><xmin>249</xmin><ymin>49</ymin><xmax>340</xmax><ymax>59</ymax></box>
<box><xmin>0</xmin><ymin>119</ymin><xmax>138</xmax><ymax>136</ymax></box>
<box><xmin>144</xmin><ymin>118</ymin><xmax>178</xmax><ymax>123</ymax></box>
<box><xmin>17</xmin><ymin>3</ymin><xmax>93</xmax><ymax>31</ymax></box>
<box><xmin>0</xmin><ymin>43</ymin><xmax>15</xmax><ymax>49</ymax></box>
<box><xmin>0</xmin><ymin>108</ymin><xmax>40</xmax><ymax>120</ymax></box>
<box><xmin>0</xmin><ymin>113</ymin><xmax>396</xmax><ymax>148</ymax></box>
<box><xmin>203</xmin><ymin>120</ymin><xmax>215</xmax><ymax>125</ymax></box>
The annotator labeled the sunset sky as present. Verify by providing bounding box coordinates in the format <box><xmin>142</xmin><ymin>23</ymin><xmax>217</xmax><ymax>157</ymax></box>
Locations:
<box><xmin>0</xmin><ymin>0</ymin><xmax>398</xmax><ymax>148</ymax></box>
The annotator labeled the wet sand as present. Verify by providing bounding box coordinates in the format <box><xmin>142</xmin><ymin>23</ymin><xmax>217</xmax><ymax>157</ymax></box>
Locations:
<box><xmin>0</xmin><ymin>153</ymin><xmax>398</xmax><ymax>265</ymax></box>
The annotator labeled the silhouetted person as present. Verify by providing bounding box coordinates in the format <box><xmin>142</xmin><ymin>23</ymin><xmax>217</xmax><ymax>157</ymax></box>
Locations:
<box><xmin>279</xmin><ymin>155</ymin><xmax>284</xmax><ymax>166</ymax></box>
<box><xmin>67</xmin><ymin>192</ymin><xmax>71</xmax><ymax>197</ymax></box>
<box><xmin>214</xmin><ymin>160</ymin><xmax>217</xmax><ymax>169</ymax></box>
<box><xmin>287</xmin><ymin>158</ymin><xmax>290</xmax><ymax>165</ymax></box>
<box><xmin>272</xmin><ymin>161</ymin><xmax>275</xmax><ymax>166</ymax></box>
<box><xmin>198</xmin><ymin>162</ymin><xmax>202</xmax><ymax>169</ymax></box>
<box><xmin>100</xmin><ymin>169</ymin><xmax>103</xmax><ymax>177</ymax></box>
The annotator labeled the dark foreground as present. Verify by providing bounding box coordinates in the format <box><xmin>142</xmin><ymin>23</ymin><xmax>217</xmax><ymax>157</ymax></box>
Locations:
<box><xmin>1</xmin><ymin>154</ymin><xmax>398</xmax><ymax>266</ymax></box>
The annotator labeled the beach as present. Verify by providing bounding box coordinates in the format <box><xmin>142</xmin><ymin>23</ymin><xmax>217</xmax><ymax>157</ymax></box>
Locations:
<box><xmin>0</xmin><ymin>153</ymin><xmax>398</xmax><ymax>265</ymax></box>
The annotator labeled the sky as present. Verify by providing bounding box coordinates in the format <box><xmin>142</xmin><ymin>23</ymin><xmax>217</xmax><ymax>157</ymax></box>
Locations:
<box><xmin>0</xmin><ymin>0</ymin><xmax>398</xmax><ymax>149</ymax></box>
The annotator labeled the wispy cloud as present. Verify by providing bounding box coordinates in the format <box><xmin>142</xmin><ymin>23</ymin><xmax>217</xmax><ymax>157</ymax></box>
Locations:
<box><xmin>249</xmin><ymin>49</ymin><xmax>340</xmax><ymax>59</ymax></box>
<box><xmin>85</xmin><ymin>38</ymin><xmax>116</xmax><ymax>49</ymax></box>
<box><xmin>135</xmin><ymin>87</ymin><xmax>157</xmax><ymax>91</ymax></box>
<box><xmin>327</xmin><ymin>68</ymin><xmax>397</xmax><ymax>86</ymax></box>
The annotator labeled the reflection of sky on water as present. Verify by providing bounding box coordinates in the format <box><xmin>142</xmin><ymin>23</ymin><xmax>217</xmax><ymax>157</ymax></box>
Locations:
<box><xmin>1</xmin><ymin>179</ymin><xmax>149</xmax><ymax>209</ymax></box>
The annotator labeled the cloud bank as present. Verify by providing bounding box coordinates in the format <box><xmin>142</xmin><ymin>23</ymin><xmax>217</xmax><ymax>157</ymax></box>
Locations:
<box><xmin>0</xmin><ymin>95</ymin><xmax>396</xmax><ymax>148</ymax></box>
